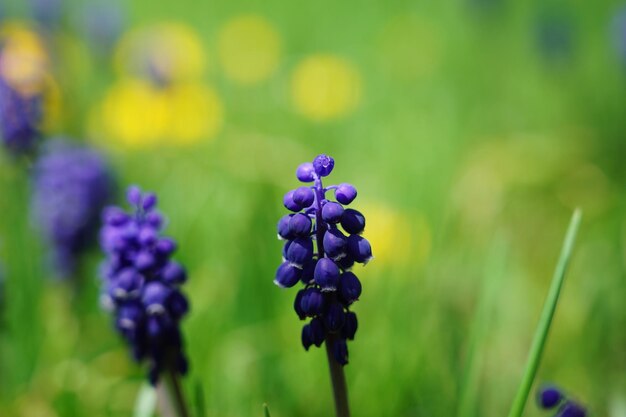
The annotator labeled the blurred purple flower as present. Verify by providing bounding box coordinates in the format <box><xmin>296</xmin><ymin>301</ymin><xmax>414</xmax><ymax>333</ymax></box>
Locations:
<box><xmin>535</xmin><ymin>10</ymin><xmax>575</xmax><ymax>63</ymax></box>
<box><xmin>29</xmin><ymin>0</ymin><xmax>63</xmax><ymax>29</ymax></box>
<box><xmin>536</xmin><ymin>385</ymin><xmax>587</xmax><ymax>417</ymax></box>
<box><xmin>31</xmin><ymin>140</ymin><xmax>115</xmax><ymax>277</ymax></box>
<box><xmin>0</xmin><ymin>76</ymin><xmax>42</xmax><ymax>156</ymax></box>
<box><xmin>275</xmin><ymin>154</ymin><xmax>371</xmax><ymax>366</ymax></box>
<box><xmin>99</xmin><ymin>186</ymin><xmax>190</xmax><ymax>385</ymax></box>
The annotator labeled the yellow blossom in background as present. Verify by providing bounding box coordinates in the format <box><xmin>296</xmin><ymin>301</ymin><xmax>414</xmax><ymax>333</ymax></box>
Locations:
<box><xmin>93</xmin><ymin>78</ymin><xmax>223</xmax><ymax>148</ymax></box>
<box><xmin>0</xmin><ymin>21</ymin><xmax>50</xmax><ymax>96</ymax></box>
<box><xmin>290</xmin><ymin>54</ymin><xmax>362</xmax><ymax>121</ymax></box>
<box><xmin>360</xmin><ymin>203</ymin><xmax>431</xmax><ymax>270</ymax></box>
<box><xmin>114</xmin><ymin>22</ymin><xmax>207</xmax><ymax>84</ymax></box>
<box><xmin>217</xmin><ymin>15</ymin><xmax>281</xmax><ymax>85</ymax></box>
<box><xmin>97</xmin><ymin>78</ymin><xmax>170</xmax><ymax>148</ymax></box>
<box><xmin>167</xmin><ymin>82</ymin><xmax>224</xmax><ymax>144</ymax></box>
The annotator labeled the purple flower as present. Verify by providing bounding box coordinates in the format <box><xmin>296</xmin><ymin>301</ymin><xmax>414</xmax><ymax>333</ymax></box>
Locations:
<box><xmin>31</xmin><ymin>140</ymin><xmax>115</xmax><ymax>277</ymax></box>
<box><xmin>611</xmin><ymin>6</ymin><xmax>626</xmax><ymax>65</ymax></box>
<box><xmin>0</xmin><ymin>77</ymin><xmax>42</xmax><ymax>156</ymax></box>
<box><xmin>99</xmin><ymin>186</ymin><xmax>190</xmax><ymax>385</ymax></box>
<box><xmin>275</xmin><ymin>154</ymin><xmax>372</xmax><ymax>366</ymax></box>
<box><xmin>536</xmin><ymin>385</ymin><xmax>586</xmax><ymax>417</ymax></box>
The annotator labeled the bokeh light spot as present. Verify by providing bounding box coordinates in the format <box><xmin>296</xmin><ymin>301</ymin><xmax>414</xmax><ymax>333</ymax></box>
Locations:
<box><xmin>217</xmin><ymin>15</ymin><xmax>281</xmax><ymax>85</ymax></box>
<box><xmin>290</xmin><ymin>54</ymin><xmax>361</xmax><ymax>121</ymax></box>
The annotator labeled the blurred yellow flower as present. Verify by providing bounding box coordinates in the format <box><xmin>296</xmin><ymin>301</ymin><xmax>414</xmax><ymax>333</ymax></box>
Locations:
<box><xmin>114</xmin><ymin>22</ymin><xmax>206</xmax><ymax>84</ymax></box>
<box><xmin>217</xmin><ymin>15</ymin><xmax>281</xmax><ymax>85</ymax></box>
<box><xmin>99</xmin><ymin>78</ymin><xmax>169</xmax><ymax>147</ymax></box>
<box><xmin>94</xmin><ymin>78</ymin><xmax>223</xmax><ymax>148</ymax></box>
<box><xmin>0</xmin><ymin>21</ymin><xmax>49</xmax><ymax>96</ymax></box>
<box><xmin>360</xmin><ymin>203</ymin><xmax>431</xmax><ymax>269</ymax></box>
<box><xmin>290</xmin><ymin>54</ymin><xmax>362</xmax><ymax>121</ymax></box>
<box><xmin>167</xmin><ymin>82</ymin><xmax>224</xmax><ymax>144</ymax></box>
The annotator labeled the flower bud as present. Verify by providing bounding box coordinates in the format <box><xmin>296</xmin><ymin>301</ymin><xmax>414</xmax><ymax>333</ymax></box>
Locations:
<box><xmin>335</xmin><ymin>183</ymin><xmax>357</xmax><ymax>205</ymax></box>
<box><xmin>314</xmin><ymin>258</ymin><xmax>340</xmax><ymax>291</ymax></box>
<box><xmin>321</xmin><ymin>201</ymin><xmax>344</xmax><ymax>223</ymax></box>
<box><xmin>340</xmin><ymin>208</ymin><xmax>365</xmax><ymax>234</ymax></box>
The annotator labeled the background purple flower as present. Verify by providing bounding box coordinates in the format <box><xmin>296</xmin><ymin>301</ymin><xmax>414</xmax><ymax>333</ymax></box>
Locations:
<box><xmin>0</xmin><ymin>76</ymin><xmax>42</xmax><ymax>157</ymax></box>
<box><xmin>99</xmin><ymin>186</ymin><xmax>190</xmax><ymax>385</ymax></box>
<box><xmin>31</xmin><ymin>140</ymin><xmax>115</xmax><ymax>277</ymax></box>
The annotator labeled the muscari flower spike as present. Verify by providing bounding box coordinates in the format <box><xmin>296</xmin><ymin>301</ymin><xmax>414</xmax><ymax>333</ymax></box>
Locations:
<box><xmin>99</xmin><ymin>186</ymin><xmax>190</xmax><ymax>385</ymax></box>
<box><xmin>0</xmin><ymin>75</ymin><xmax>43</xmax><ymax>156</ymax></box>
<box><xmin>32</xmin><ymin>140</ymin><xmax>115</xmax><ymax>277</ymax></box>
<box><xmin>536</xmin><ymin>384</ymin><xmax>587</xmax><ymax>417</ymax></box>
<box><xmin>275</xmin><ymin>154</ymin><xmax>372</xmax><ymax>366</ymax></box>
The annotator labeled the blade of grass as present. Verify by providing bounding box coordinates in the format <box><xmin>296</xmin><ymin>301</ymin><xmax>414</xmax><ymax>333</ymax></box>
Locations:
<box><xmin>506</xmin><ymin>208</ymin><xmax>582</xmax><ymax>417</ymax></box>
<box><xmin>458</xmin><ymin>236</ymin><xmax>509</xmax><ymax>417</ymax></box>
<box><xmin>263</xmin><ymin>403</ymin><xmax>271</xmax><ymax>417</ymax></box>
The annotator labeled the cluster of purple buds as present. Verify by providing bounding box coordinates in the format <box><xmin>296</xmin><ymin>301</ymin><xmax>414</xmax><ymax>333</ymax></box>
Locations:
<box><xmin>31</xmin><ymin>141</ymin><xmax>115</xmax><ymax>277</ymax></box>
<box><xmin>99</xmin><ymin>186</ymin><xmax>190</xmax><ymax>385</ymax></box>
<box><xmin>537</xmin><ymin>385</ymin><xmax>587</xmax><ymax>417</ymax></box>
<box><xmin>0</xmin><ymin>76</ymin><xmax>42</xmax><ymax>156</ymax></box>
<box><xmin>275</xmin><ymin>154</ymin><xmax>372</xmax><ymax>366</ymax></box>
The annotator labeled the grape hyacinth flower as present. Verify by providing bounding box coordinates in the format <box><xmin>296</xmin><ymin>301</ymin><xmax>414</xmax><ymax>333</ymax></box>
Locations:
<box><xmin>99</xmin><ymin>186</ymin><xmax>190</xmax><ymax>392</ymax></box>
<box><xmin>536</xmin><ymin>385</ymin><xmax>587</xmax><ymax>417</ymax></box>
<box><xmin>275</xmin><ymin>154</ymin><xmax>371</xmax><ymax>417</ymax></box>
<box><xmin>0</xmin><ymin>76</ymin><xmax>42</xmax><ymax>156</ymax></box>
<box><xmin>32</xmin><ymin>141</ymin><xmax>115</xmax><ymax>277</ymax></box>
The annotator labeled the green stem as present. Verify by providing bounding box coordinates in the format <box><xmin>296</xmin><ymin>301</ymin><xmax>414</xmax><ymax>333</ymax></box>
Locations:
<box><xmin>325</xmin><ymin>334</ymin><xmax>351</xmax><ymax>417</ymax></box>
<box><xmin>506</xmin><ymin>209</ymin><xmax>582</xmax><ymax>417</ymax></box>
<box><xmin>157</xmin><ymin>368</ymin><xmax>190</xmax><ymax>417</ymax></box>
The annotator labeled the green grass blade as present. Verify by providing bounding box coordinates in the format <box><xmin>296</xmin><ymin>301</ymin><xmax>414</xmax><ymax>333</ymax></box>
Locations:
<box><xmin>263</xmin><ymin>403</ymin><xmax>271</xmax><ymax>417</ymax></box>
<box><xmin>506</xmin><ymin>208</ymin><xmax>582</xmax><ymax>417</ymax></box>
<box><xmin>194</xmin><ymin>380</ymin><xmax>206</xmax><ymax>417</ymax></box>
<box><xmin>458</xmin><ymin>236</ymin><xmax>509</xmax><ymax>417</ymax></box>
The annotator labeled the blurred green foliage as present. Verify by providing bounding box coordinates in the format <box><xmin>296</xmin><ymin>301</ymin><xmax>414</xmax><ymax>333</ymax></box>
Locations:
<box><xmin>0</xmin><ymin>0</ymin><xmax>625</xmax><ymax>417</ymax></box>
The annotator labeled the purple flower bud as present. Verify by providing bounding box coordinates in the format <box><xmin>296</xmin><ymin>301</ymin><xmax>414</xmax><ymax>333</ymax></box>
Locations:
<box><xmin>277</xmin><ymin>214</ymin><xmax>294</xmax><ymax>240</ymax></box>
<box><xmin>139</xmin><ymin>226</ymin><xmax>158</xmax><ymax>246</ymax></box>
<box><xmin>116</xmin><ymin>301</ymin><xmax>144</xmax><ymax>330</ymax></box>
<box><xmin>324</xmin><ymin>303</ymin><xmax>346</xmax><ymax>332</ymax></box>
<box><xmin>313</xmin><ymin>154</ymin><xmax>335</xmax><ymax>177</ymax></box>
<box><xmin>293</xmin><ymin>186</ymin><xmax>315</xmax><ymax>207</ymax></box>
<box><xmin>155</xmin><ymin>238</ymin><xmax>176</xmax><ymax>257</ymax></box>
<box><xmin>339</xmin><ymin>271</ymin><xmax>361</xmax><ymax>304</ymax></box>
<box><xmin>321</xmin><ymin>201</ymin><xmax>344</xmax><ymax>224</ymax></box>
<box><xmin>335</xmin><ymin>183</ymin><xmax>357</xmax><ymax>205</ymax></box>
<box><xmin>558</xmin><ymin>402</ymin><xmax>587</xmax><ymax>417</ymax></box>
<box><xmin>323</xmin><ymin>228</ymin><xmax>347</xmax><ymax>259</ymax></box>
<box><xmin>161</xmin><ymin>262</ymin><xmax>187</xmax><ymax>286</ymax></box>
<box><xmin>294</xmin><ymin>289</ymin><xmax>307</xmax><ymax>319</ymax></box>
<box><xmin>347</xmin><ymin>235</ymin><xmax>372</xmax><ymax>264</ymax></box>
<box><xmin>110</xmin><ymin>268</ymin><xmax>143</xmax><ymax>300</ymax></box>
<box><xmin>341</xmin><ymin>209</ymin><xmax>366</xmax><ymax>234</ymax></box>
<box><xmin>127</xmin><ymin>185</ymin><xmax>142</xmax><ymax>206</ymax></box>
<box><xmin>314</xmin><ymin>258</ymin><xmax>340</xmax><ymax>291</ymax></box>
<box><xmin>537</xmin><ymin>385</ymin><xmax>563</xmax><ymax>409</ymax></box>
<box><xmin>274</xmin><ymin>262</ymin><xmax>302</xmax><ymax>288</ymax></box>
<box><xmin>142</xmin><ymin>282</ymin><xmax>172</xmax><ymax>314</ymax></box>
<box><xmin>142</xmin><ymin>193</ymin><xmax>157</xmax><ymax>211</ymax></box>
<box><xmin>289</xmin><ymin>213</ymin><xmax>312</xmax><ymax>237</ymax></box>
<box><xmin>342</xmin><ymin>311</ymin><xmax>358</xmax><ymax>340</ymax></box>
<box><xmin>135</xmin><ymin>250</ymin><xmax>156</xmax><ymax>271</ymax></box>
<box><xmin>283</xmin><ymin>190</ymin><xmax>303</xmax><ymax>212</ymax></box>
<box><xmin>301</xmin><ymin>324</ymin><xmax>313</xmax><ymax>350</ymax></box>
<box><xmin>332</xmin><ymin>338</ymin><xmax>349</xmax><ymax>365</ymax></box>
<box><xmin>310</xmin><ymin>317</ymin><xmax>325</xmax><ymax>347</ymax></box>
<box><xmin>296</xmin><ymin>162</ymin><xmax>315</xmax><ymax>182</ymax></box>
<box><xmin>104</xmin><ymin>207</ymin><xmax>129</xmax><ymax>226</ymax></box>
<box><xmin>286</xmin><ymin>237</ymin><xmax>314</xmax><ymax>267</ymax></box>
<box><xmin>146</xmin><ymin>212</ymin><xmax>163</xmax><ymax>228</ymax></box>
<box><xmin>301</xmin><ymin>287</ymin><xmax>325</xmax><ymax>316</ymax></box>
<box><xmin>168</xmin><ymin>290</ymin><xmax>189</xmax><ymax>319</ymax></box>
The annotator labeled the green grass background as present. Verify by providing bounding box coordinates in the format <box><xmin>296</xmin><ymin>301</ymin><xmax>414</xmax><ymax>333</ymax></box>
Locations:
<box><xmin>0</xmin><ymin>0</ymin><xmax>625</xmax><ymax>416</ymax></box>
